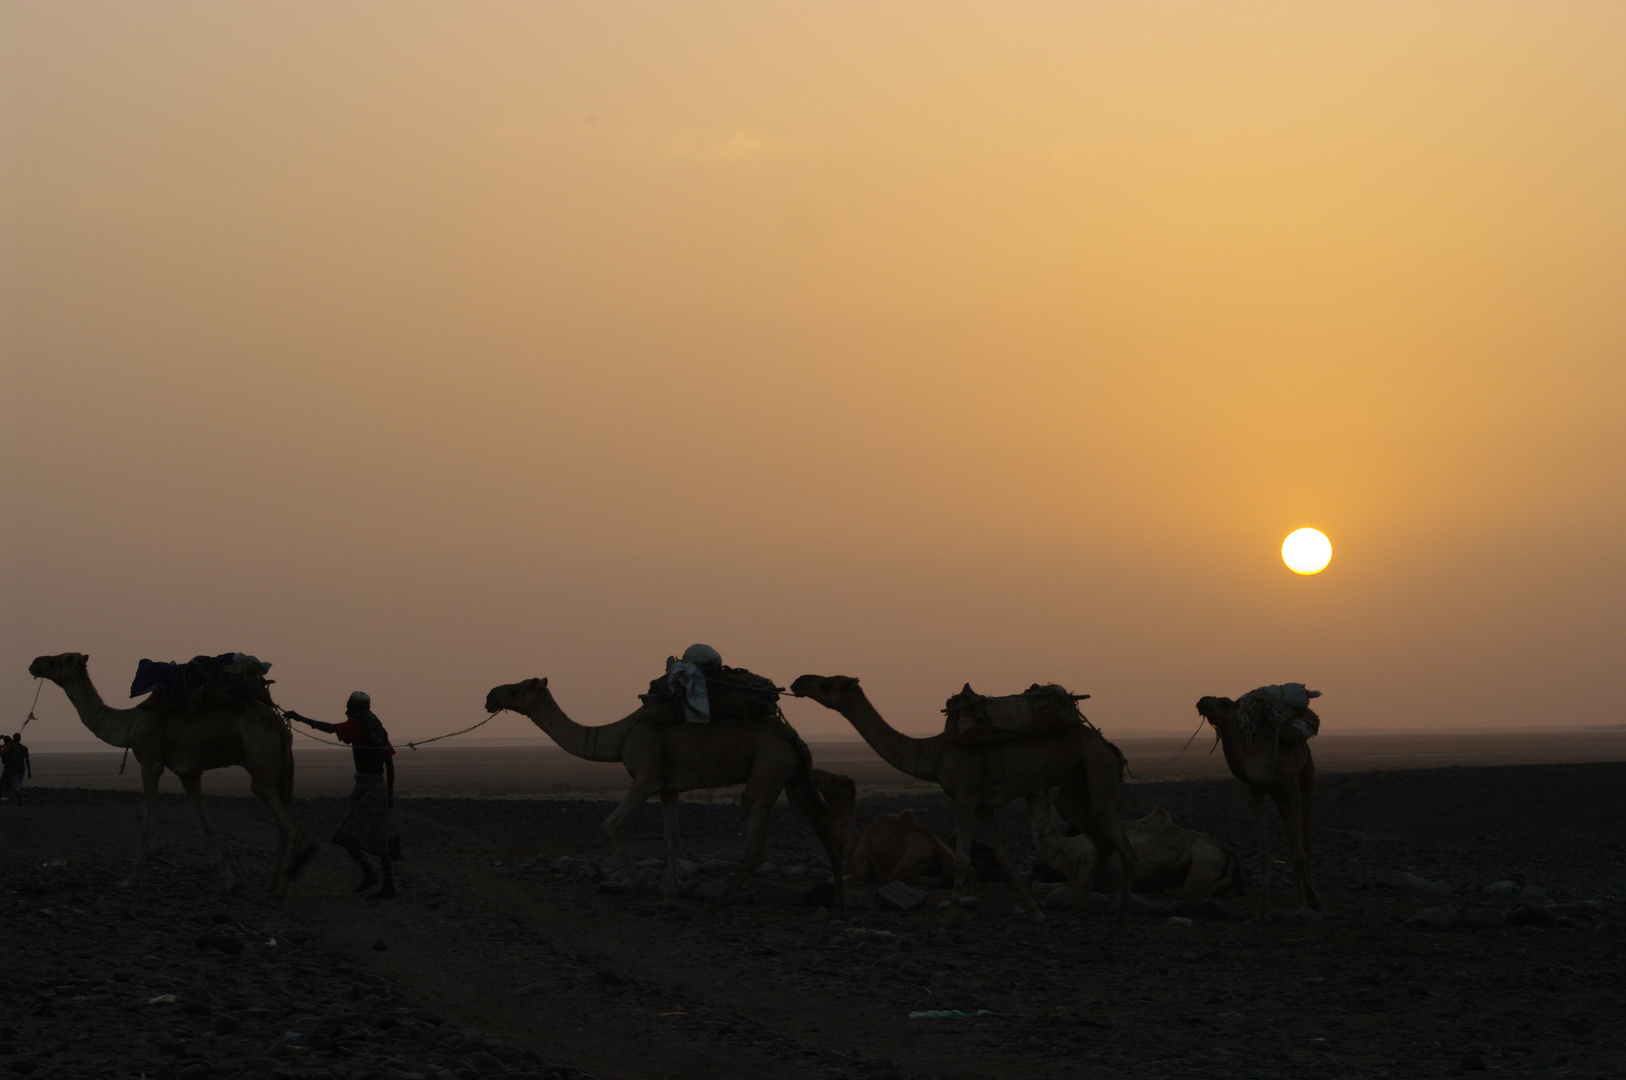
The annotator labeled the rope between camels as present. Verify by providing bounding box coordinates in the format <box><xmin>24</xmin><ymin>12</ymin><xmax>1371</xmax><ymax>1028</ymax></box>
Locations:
<box><xmin>19</xmin><ymin>678</ymin><xmax>42</xmax><ymax>732</ymax></box>
<box><xmin>274</xmin><ymin>705</ymin><xmax>502</xmax><ymax>750</ymax></box>
<box><xmin>1147</xmin><ymin>718</ymin><xmax>1209</xmax><ymax>776</ymax></box>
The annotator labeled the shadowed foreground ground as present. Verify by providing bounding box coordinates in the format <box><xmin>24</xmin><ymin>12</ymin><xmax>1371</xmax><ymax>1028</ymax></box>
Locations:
<box><xmin>1</xmin><ymin>762</ymin><xmax>1622</xmax><ymax>1079</ymax></box>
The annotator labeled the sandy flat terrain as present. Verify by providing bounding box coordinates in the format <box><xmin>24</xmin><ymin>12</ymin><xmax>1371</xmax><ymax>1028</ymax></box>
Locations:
<box><xmin>2</xmin><ymin>755</ymin><xmax>1623</xmax><ymax>1080</ymax></box>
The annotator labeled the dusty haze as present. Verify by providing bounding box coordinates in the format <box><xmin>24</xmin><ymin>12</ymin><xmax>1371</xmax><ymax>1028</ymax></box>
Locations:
<box><xmin>3</xmin><ymin>3</ymin><xmax>1624</xmax><ymax>746</ymax></box>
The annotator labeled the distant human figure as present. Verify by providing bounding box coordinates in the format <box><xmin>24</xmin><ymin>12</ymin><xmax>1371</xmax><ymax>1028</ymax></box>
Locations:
<box><xmin>0</xmin><ymin>733</ymin><xmax>26</xmax><ymax>805</ymax></box>
<box><xmin>287</xmin><ymin>692</ymin><xmax>397</xmax><ymax>899</ymax></box>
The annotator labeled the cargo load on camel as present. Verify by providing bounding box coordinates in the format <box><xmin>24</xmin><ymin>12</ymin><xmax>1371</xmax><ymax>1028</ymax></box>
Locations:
<box><xmin>639</xmin><ymin>644</ymin><xmax>785</xmax><ymax>725</ymax></box>
<box><xmin>1235</xmin><ymin>683</ymin><xmax>1321</xmax><ymax>746</ymax></box>
<box><xmin>941</xmin><ymin>682</ymin><xmax>1092</xmax><ymax>744</ymax></box>
<box><xmin>129</xmin><ymin>653</ymin><xmax>276</xmax><ymax>714</ymax></box>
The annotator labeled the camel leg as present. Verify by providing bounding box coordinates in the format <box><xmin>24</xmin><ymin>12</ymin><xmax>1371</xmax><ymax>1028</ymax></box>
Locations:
<box><xmin>1297</xmin><ymin>759</ymin><xmax>1320</xmax><ymax>910</ymax></box>
<box><xmin>249</xmin><ymin>774</ymin><xmax>308</xmax><ymax>897</ymax></box>
<box><xmin>712</xmin><ymin>781</ymin><xmax>779</xmax><ymax>911</ymax></box>
<box><xmin>1250</xmin><ymin>788</ymin><xmax>1272</xmax><ymax>919</ymax></box>
<box><xmin>600</xmin><ymin>777</ymin><xmax>660</xmax><ymax>895</ymax></box>
<box><xmin>977</xmin><ymin>807</ymin><xmax>1044</xmax><ymax>922</ymax></box>
<box><xmin>178</xmin><ymin>772</ymin><xmax>239</xmax><ymax>893</ymax></box>
<box><xmin>786</xmin><ymin>777</ymin><xmax>847</xmax><ymax>919</ymax></box>
<box><xmin>1277</xmin><ymin>788</ymin><xmax>1318</xmax><ymax>913</ymax></box>
<box><xmin>124</xmin><ymin>759</ymin><xmax>166</xmax><ymax>889</ymax></box>
<box><xmin>947</xmin><ymin>797</ymin><xmax>979</xmax><ymax>918</ymax></box>
<box><xmin>659</xmin><ymin>790</ymin><xmax>682</xmax><ymax>903</ymax></box>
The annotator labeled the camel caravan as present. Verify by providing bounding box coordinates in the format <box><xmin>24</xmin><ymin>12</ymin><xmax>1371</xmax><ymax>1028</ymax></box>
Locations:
<box><xmin>27</xmin><ymin>646</ymin><xmax>1324</xmax><ymax>922</ymax></box>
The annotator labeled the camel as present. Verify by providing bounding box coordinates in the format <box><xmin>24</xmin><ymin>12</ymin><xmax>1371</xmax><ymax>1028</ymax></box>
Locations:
<box><xmin>27</xmin><ymin>653</ymin><xmax>308</xmax><ymax>895</ymax></box>
<box><xmin>485</xmin><ymin>677</ymin><xmax>846</xmax><ymax>917</ymax></box>
<box><xmin>789</xmin><ymin>674</ymin><xmax>1136</xmax><ymax>924</ymax></box>
<box><xmin>850</xmin><ymin>810</ymin><xmax>957</xmax><ymax>887</ymax></box>
<box><xmin>810</xmin><ymin>768</ymin><xmax>858</xmax><ymax>862</ymax></box>
<box><xmin>1196</xmin><ymin>694</ymin><xmax>1320</xmax><ymax>916</ymax></box>
<box><xmin>1031</xmin><ymin>798</ymin><xmax>1247</xmax><ymax>899</ymax></box>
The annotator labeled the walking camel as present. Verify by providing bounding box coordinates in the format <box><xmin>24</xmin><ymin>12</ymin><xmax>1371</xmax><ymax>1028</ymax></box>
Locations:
<box><xmin>485</xmin><ymin>677</ymin><xmax>847</xmax><ymax>916</ymax></box>
<box><xmin>789</xmin><ymin>674</ymin><xmax>1136</xmax><ymax>924</ymax></box>
<box><xmin>1195</xmin><ymin>694</ymin><xmax>1320</xmax><ymax>917</ymax></box>
<box><xmin>27</xmin><ymin>653</ymin><xmax>309</xmax><ymax>895</ymax></box>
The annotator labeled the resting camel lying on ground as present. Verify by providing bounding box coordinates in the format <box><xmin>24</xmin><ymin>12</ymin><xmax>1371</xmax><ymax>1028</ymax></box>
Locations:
<box><xmin>850</xmin><ymin>810</ymin><xmax>957</xmax><ymax>887</ymax></box>
<box><xmin>1032</xmin><ymin>796</ymin><xmax>1247</xmax><ymax>900</ymax></box>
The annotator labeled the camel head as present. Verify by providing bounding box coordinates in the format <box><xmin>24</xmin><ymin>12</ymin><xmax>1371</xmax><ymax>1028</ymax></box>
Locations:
<box><xmin>809</xmin><ymin>768</ymin><xmax>859</xmax><ymax>859</ymax></box>
<box><xmin>29</xmin><ymin>652</ymin><xmax>89</xmax><ymax>686</ymax></box>
<box><xmin>789</xmin><ymin>674</ymin><xmax>860</xmax><ymax>710</ymax></box>
<box><xmin>1195</xmin><ymin>695</ymin><xmax>1238</xmax><ymax>732</ymax></box>
<box><xmin>485</xmin><ymin>677</ymin><xmax>549</xmax><ymax>714</ymax></box>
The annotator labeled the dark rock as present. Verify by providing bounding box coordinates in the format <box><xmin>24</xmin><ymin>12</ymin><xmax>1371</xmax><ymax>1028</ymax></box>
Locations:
<box><xmin>371</xmin><ymin>939</ymin><xmax>389</xmax><ymax>951</ymax></box>
<box><xmin>192</xmin><ymin>933</ymin><xmax>243</xmax><ymax>956</ymax></box>
<box><xmin>1127</xmin><ymin>894</ymin><xmax>1167</xmax><ymax>918</ymax></box>
<box><xmin>804</xmin><ymin>881</ymin><xmax>839</xmax><ymax>909</ymax></box>
<box><xmin>595</xmin><ymin>970</ymin><xmax>627</xmax><ymax>987</ymax></box>
<box><xmin>1351</xmin><ymin>905</ymin><xmax>1390</xmax><ymax>929</ymax></box>
<box><xmin>687</xmin><ymin>879</ymin><xmax>733</xmax><ymax>902</ymax></box>
<box><xmin>1165</xmin><ymin>899</ymin><xmax>1200</xmax><ymax>918</ymax></box>
<box><xmin>1042</xmin><ymin>887</ymin><xmax>1080</xmax><ymax>913</ymax></box>
<box><xmin>7</xmin><ymin>1057</ymin><xmax>37</xmax><ymax>1075</ymax></box>
<box><xmin>1198</xmin><ymin>897</ymin><xmax>1249</xmax><ymax>921</ymax></box>
<box><xmin>1460</xmin><ymin>1052</ymin><xmax>1487</xmax><ymax>1070</ymax></box>
<box><xmin>1481</xmin><ymin>880</ymin><xmax>1519</xmax><ymax>899</ymax></box>
<box><xmin>875</xmin><ymin>882</ymin><xmax>930</xmax><ymax>912</ymax></box>
<box><xmin>1080</xmin><ymin>892</ymin><xmax>1114</xmax><ymax>917</ymax></box>
<box><xmin>1407</xmin><ymin>905</ymin><xmax>1457</xmax><ymax>930</ymax></box>
<box><xmin>1509</xmin><ymin>903</ymin><xmax>1558</xmax><ymax>928</ymax></box>
<box><xmin>753</xmin><ymin>882</ymin><xmax>808</xmax><ymax>908</ymax></box>
<box><xmin>1463</xmin><ymin>908</ymin><xmax>1508</xmax><ymax>929</ymax></box>
<box><xmin>1294</xmin><ymin>906</ymin><xmax>1324</xmax><ymax>927</ymax></box>
<box><xmin>1396</xmin><ymin>872</ymin><xmax>1451</xmax><ymax>895</ymax></box>
<box><xmin>214</xmin><ymin>1013</ymin><xmax>242</xmax><ymax>1035</ymax></box>
<box><xmin>1590</xmin><ymin>922</ymin><xmax>1621</xmax><ymax>943</ymax></box>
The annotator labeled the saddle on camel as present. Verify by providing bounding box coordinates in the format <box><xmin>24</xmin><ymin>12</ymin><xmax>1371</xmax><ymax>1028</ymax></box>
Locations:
<box><xmin>129</xmin><ymin>652</ymin><xmax>277</xmax><ymax>713</ymax></box>
<box><xmin>638</xmin><ymin>644</ymin><xmax>790</xmax><ymax>727</ymax></box>
<box><xmin>941</xmin><ymin>682</ymin><xmax>1094</xmax><ymax>744</ymax></box>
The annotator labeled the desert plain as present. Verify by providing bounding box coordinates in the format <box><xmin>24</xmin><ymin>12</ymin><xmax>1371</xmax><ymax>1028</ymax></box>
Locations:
<box><xmin>2</xmin><ymin>733</ymin><xmax>1623</xmax><ymax>1080</ymax></box>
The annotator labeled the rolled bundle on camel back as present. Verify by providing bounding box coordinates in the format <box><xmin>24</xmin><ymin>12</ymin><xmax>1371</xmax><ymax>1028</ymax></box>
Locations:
<box><xmin>129</xmin><ymin>652</ymin><xmax>277</xmax><ymax>715</ymax></box>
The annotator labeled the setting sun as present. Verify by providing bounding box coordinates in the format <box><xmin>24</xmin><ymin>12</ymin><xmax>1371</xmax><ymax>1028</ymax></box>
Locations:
<box><xmin>1282</xmin><ymin>528</ymin><xmax>1333</xmax><ymax>575</ymax></box>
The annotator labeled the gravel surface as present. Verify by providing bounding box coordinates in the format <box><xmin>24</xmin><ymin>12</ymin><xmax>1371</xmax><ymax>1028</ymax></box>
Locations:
<box><xmin>2</xmin><ymin>761</ymin><xmax>1622</xmax><ymax>1079</ymax></box>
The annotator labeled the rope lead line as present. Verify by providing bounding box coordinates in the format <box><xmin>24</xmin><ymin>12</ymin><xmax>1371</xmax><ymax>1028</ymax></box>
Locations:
<box><xmin>20</xmin><ymin>678</ymin><xmax>43</xmax><ymax>731</ymax></box>
<box><xmin>274</xmin><ymin>705</ymin><xmax>502</xmax><ymax>751</ymax></box>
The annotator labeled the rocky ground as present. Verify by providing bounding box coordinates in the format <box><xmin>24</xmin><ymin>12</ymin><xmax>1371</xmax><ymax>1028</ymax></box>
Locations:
<box><xmin>1</xmin><ymin>761</ymin><xmax>1622</xmax><ymax>1080</ymax></box>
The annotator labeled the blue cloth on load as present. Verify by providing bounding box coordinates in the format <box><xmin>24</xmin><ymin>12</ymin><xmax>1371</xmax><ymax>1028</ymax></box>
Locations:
<box><xmin>130</xmin><ymin>653</ymin><xmax>271</xmax><ymax>700</ymax></box>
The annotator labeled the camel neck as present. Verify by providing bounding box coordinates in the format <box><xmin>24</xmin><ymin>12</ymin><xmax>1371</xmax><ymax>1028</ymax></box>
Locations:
<box><xmin>836</xmin><ymin>690</ymin><xmax>944</xmax><ymax>783</ymax></box>
<box><xmin>60</xmin><ymin>671</ymin><xmax>141</xmax><ymax>749</ymax></box>
<box><xmin>520</xmin><ymin>690</ymin><xmax>640</xmax><ymax>763</ymax></box>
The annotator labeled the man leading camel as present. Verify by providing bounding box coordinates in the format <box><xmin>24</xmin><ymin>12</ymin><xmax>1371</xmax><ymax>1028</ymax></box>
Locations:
<box><xmin>287</xmin><ymin>692</ymin><xmax>398</xmax><ymax>899</ymax></box>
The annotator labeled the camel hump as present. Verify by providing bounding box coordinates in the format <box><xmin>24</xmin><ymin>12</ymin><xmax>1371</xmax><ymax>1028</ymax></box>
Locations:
<box><xmin>941</xmin><ymin>681</ymin><xmax>1088</xmax><ymax>744</ymax></box>
<box><xmin>130</xmin><ymin>653</ymin><xmax>277</xmax><ymax>714</ymax></box>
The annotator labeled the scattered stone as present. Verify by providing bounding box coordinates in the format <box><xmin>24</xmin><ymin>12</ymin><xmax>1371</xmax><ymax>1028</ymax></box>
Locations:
<box><xmin>1351</xmin><ymin>905</ymin><xmax>1390</xmax><ymax>929</ymax></box>
<box><xmin>1127</xmin><ymin>894</ymin><xmax>1168</xmax><ymax>918</ymax></box>
<box><xmin>687</xmin><ymin>878</ymin><xmax>733</xmax><ymax>902</ymax></box>
<box><xmin>804</xmin><ymin>881</ymin><xmax>839</xmax><ymax>909</ymax></box>
<box><xmin>1516</xmin><ymin>884</ymin><xmax>1549</xmax><ymax>904</ymax></box>
<box><xmin>875</xmin><ymin>881</ymin><xmax>931</xmax><ymax>912</ymax></box>
<box><xmin>1482</xmin><ymin>880</ymin><xmax>1520</xmax><ymax>898</ymax></box>
<box><xmin>1460</xmin><ymin>1052</ymin><xmax>1488</xmax><ymax>1070</ymax></box>
<box><xmin>1463</xmin><ymin>907</ymin><xmax>1508</xmax><ymax>929</ymax></box>
<box><xmin>1080</xmin><ymin>892</ymin><xmax>1115</xmax><ymax>917</ymax></box>
<box><xmin>191</xmin><ymin>932</ymin><xmax>243</xmax><ymax>956</ymax></box>
<box><xmin>1591</xmin><ymin>922</ymin><xmax>1621</xmax><ymax>943</ymax></box>
<box><xmin>1042</xmin><ymin>886</ymin><xmax>1080</xmax><ymax>913</ymax></box>
<box><xmin>754</xmin><ymin>882</ymin><xmax>808</xmax><ymax>908</ymax></box>
<box><xmin>1197</xmin><ymin>897</ymin><xmax>1249</xmax><ymax>921</ymax></box>
<box><xmin>1407</xmin><ymin>905</ymin><xmax>1458</xmax><ymax>930</ymax></box>
<box><xmin>1509</xmin><ymin>903</ymin><xmax>1558</xmax><ymax>928</ymax></box>
<box><xmin>213</xmin><ymin>1013</ymin><xmax>241</xmax><ymax>1035</ymax></box>
<box><xmin>371</xmin><ymin>939</ymin><xmax>388</xmax><ymax>951</ymax></box>
<box><xmin>1396</xmin><ymin>872</ymin><xmax>1452</xmax><ymax>895</ymax></box>
<box><xmin>1294</xmin><ymin>906</ymin><xmax>1324</xmax><ymax>928</ymax></box>
<box><xmin>595</xmin><ymin>970</ymin><xmax>627</xmax><ymax>987</ymax></box>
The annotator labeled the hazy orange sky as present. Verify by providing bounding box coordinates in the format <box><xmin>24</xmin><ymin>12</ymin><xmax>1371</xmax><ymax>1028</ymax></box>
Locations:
<box><xmin>3</xmin><ymin>3</ymin><xmax>1623</xmax><ymax>746</ymax></box>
